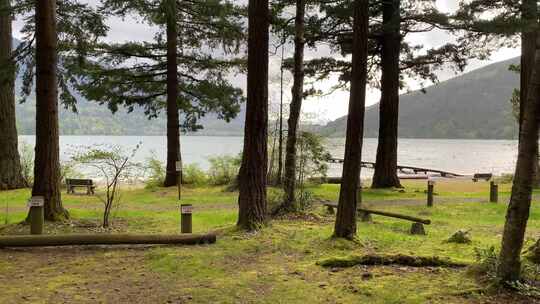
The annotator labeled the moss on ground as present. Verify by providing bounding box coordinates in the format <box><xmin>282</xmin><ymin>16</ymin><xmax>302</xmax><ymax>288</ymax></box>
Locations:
<box><xmin>0</xmin><ymin>180</ymin><xmax>539</xmax><ymax>303</ymax></box>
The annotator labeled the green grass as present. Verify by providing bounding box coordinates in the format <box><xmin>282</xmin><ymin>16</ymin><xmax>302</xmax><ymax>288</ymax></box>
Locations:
<box><xmin>1</xmin><ymin>181</ymin><xmax>539</xmax><ymax>303</ymax></box>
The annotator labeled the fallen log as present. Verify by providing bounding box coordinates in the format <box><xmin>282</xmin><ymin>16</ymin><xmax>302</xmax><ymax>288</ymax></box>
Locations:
<box><xmin>317</xmin><ymin>254</ymin><xmax>468</xmax><ymax>268</ymax></box>
<box><xmin>0</xmin><ymin>233</ymin><xmax>216</xmax><ymax>248</ymax></box>
<box><xmin>323</xmin><ymin>202</ymin><xmax>431</xmax><ymax>225</ymax></box>
<box><xmin>358</xmin><ymin>208</ymin><xmax>431</xmax><ymax>225</ymax></box>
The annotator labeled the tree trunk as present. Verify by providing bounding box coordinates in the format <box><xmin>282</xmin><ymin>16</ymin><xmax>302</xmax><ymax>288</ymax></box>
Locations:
<box><xmin>163</xmin><ymin>0</ymin><xmax>181</xmax><ymax>188</ymax></box>
<box><xmin>0</xmin><ymin>0</ymin><xmax>25</xmax><ymax>190</ymax></box>
<box><xmin>497</xmin><ymin>31</ymin><xmax>540</xmax><ymax>283</ymax></box>
<box><xmin>276</xmin><ymin>51</ymin><xmax>284</xmax><ymax>185</ymax></box>
<box><xmin>521</xmin><ymin>0</ymin><xmax>540</xmax><ymax>188</ymax></box>
<box><xmin>334</xmin><ymin>0</ymin><xmax>368</xmax><ymax>240</ymax></box>
<box><xmin>237</xmin><ymin>0</ymin><xmax>269</xmax><ymax>230</ymax></box>
<box><xmin>282</xmin><ymin>0</ymin><xmax>306</xmax><ymax>211</ymax></box>
<box><xmin>372</xmin><ymin>0</ymin><xmax>402</xmax><ymax>189</ymax></box>
<box><xmin>31</xmin><ymin>0</ymin><xmax>68</xmax><ymax>221</ymax></box>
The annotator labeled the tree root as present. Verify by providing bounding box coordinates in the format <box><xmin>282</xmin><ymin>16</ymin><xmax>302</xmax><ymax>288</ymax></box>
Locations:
<box><xmin>317</xmin><ymin>254</ymin><xmax>468</xmax><ymax>268</ymax></box>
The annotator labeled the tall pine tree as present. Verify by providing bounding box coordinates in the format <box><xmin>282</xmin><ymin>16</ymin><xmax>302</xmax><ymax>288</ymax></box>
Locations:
<box><xmin>32</xmin><ymin>0</ymin><xmax>66</xmax><ymax>220</ymax></box>
<box><xmin>371</xmin><ymin>0</ymin><xmax>401</xmax><ymax>189</ymax></box>
<box><xmin>8</xmin><ymin>0</ymin><xmax>108</xmax><ymax>220</ymax></box>
<box><xmin>237</xmin><ymin>0</ymin><xmax>269</xmax><ymax>230</ymax></box>
<box><xmin>0</xmin><ymin>0</ymin><xmax>25</xmax><ymax>190</ymax></box>
<box><xmin>334</xmin><ymin>0</ymin><xmax>368</xmax><ymax>240</ymax></box>
<box><xmin>454</xmin><ymin>0</ymin><xmax>540</xmax><ymax>283</ymax></box>
<box><xmin>74</xmin><ymin>0</ymin><xmax>245</xmax><ymax>188</ymax></box>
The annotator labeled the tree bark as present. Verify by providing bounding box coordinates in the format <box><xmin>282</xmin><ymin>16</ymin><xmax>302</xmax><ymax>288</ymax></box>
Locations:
<box><xmin>237</xmin><ymin>0</ymin><xmax>269</xmax><ymax>230</ymax></box>
<box><xmin>31</xmin><ymin>0</ymin><xmax>68</xmax><ymax>221</ymax></box>
<box><xmin>276</xmin><ymin>52</ymin><xmax>284</xmax><ymax>185</ymax></box>
<box><xmin>497</xmin><ymin>31</ymin><xmax>540</xmax><ymax>283</ymax></box>
<box><xmin>334</xmin><ymin>0</ymin><xmax>368</xmax><ymax>240</ymax></box>
<box><xmin>372</xmin><ymin>0</ymin><xmax>402</xmax><ymax>189</ymax></box>
<box><xmin>281</xmin><ymin>0</ymin><xmax>305</xmax><ymax>211</ymax></box>
<box><xmin>521</xmin><ymin>0</ymin><xmax>540</xmax><ymax>188</ymax></box>
<box><xmin>163</xmin><ymin>0</ymin><xmax>181</xmax><ymax>188</ymax></box>
<box><xmin>0</xmin><ymin>0</ymin><xmax>25</xmax><ymax>190</ymax></box>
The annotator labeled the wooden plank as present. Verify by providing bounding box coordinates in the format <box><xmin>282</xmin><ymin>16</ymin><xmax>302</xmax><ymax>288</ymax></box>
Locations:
<box><xmin>323</xmin><ymin>203</ymin><xmax>431</xmax><ymax>225</ymax></box>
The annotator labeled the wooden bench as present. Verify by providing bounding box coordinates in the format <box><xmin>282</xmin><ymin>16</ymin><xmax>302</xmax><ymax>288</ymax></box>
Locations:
<box><xmin>472</xmin><ymin>173</ymin><xmax>493</xmax><ymax>182</ymax></box>
<box><xmin>323</xmin><ymin>202</ymin><xmax>431</xmax><ymax>235</ymax></box>
<box><xmin>66</xmin><ymin>179</ymin><xmax>95</xmax><ymax>195</ymax></box>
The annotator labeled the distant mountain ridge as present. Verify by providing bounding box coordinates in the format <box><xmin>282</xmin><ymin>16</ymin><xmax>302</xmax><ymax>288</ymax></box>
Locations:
<box><xmin>319</xmin><ymin>57</ymin><xmax>520</xmax><ymax>139</ymax></box>
<box><xmin>14</xmin><ymin>33</ymin><xmax>520</xmax><ymax>139</ymax></box>
<box><xmin>12</xmin><ymin>39</ymin><xmax>247</xmax><ymax>136</ymax></box>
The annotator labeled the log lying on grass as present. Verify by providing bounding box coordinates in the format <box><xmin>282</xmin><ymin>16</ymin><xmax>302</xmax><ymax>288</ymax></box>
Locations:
<box><xmin>0</xmin><ymin>233</ymin><xmax>216</xmax><ymax>248</ymax></box>
<box><xmin>358</xmin><ymin>208</ymin><xmax>431</xmax><ymax>225</ymax></box>
<box><xmin>317</xmin><ymin>254</ymin><xmax>468</xmax><ymax>268</ymax></box>
<box><xmin>323</xmin><ymin>202</ymin><xmax>431</xmax><ymax>225</ymax></box>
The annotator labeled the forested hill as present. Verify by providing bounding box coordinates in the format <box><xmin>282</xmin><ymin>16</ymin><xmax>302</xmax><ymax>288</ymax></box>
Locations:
<box><xmin>13</xmin><ymin>36</ymin><xmax>245</xmax><ymax>136</ymax></box>
<box><xmin>15</xmin><ymin>52</ymin><xmax>520</xmax><ymax>138</ymax></box>
<box><xmin>16</xmin><ymin>98</ymin><xmax>246</xmax><ymax>136</ymax></box>
<box><xmin>319</xmin><ymin>57</ymin><xmax>520</xmax><ymax>139</ymax></box>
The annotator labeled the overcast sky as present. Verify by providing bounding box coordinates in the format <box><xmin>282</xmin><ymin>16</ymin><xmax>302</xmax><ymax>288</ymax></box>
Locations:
<box><xmin>13</xmin><ymin>0</ymin><xmax>521</xmax><ymax>122</ymax></box>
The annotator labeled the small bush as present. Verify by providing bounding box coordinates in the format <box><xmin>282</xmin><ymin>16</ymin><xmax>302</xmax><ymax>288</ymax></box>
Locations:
<box><xmin>267</xmin><ymin>188</ymin><xmax>285</xmax><ymax>214</ymax></box>
<box><xmin>19</xmin><ymin>141</ymin><xmax>34</xmax><ymax>187</ymax></box>
<box><xmin>471</xmin><ymin>246</ymin><xmax>498</xmax><ymax>280</ymax></box>
<box><xmin>144</xmin><ymin>153</ymin><xmax>166</xmax><ymax>189</ymax></box>
<box><xmin>182</xmin><ymin>164</ymin><xmax>208</xmax><ymax>186</ymax></box>
<box><xmin>208</xmin><ymin>154</ymin><xmax>241</xmax><ymax>186</ymax></box>
<box><xmin>297</xmin><ymin>189</ymin><xmax>315</xmax><ymax>211</ymax></box>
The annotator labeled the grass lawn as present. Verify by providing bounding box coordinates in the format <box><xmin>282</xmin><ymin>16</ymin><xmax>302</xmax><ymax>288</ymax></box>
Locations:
<box><xmin>0</xmin><ymin>180</ymin><xmax>539</xmax><ymax>303</ymax></box>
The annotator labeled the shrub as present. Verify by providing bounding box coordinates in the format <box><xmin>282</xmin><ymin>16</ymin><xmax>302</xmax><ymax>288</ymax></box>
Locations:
<box><xmin>19</xmin><ymin>141</ymin><xmax>34</xmax><ymax>187</ymax></box>
<box><xmin>208</xmin><ymin>154</ymin><xmax>241</xmax><ymax>186</ymax></box>
<box><xmin>144</xmin><ymin>152</ymin><xmax>166</xmax><ymax>189</ymax></box>
<box><xmin>72</xmin><ymin>143</ymin><xmax>141</xmax><ymax>228</ymax></box>
<box><xmin>471</xmin><ymin>246</ymin><xmax>498</xmax><ymax>280</ymax></box>
<box><xmin>182</xmin><ymin>164</ymin><xmax>208</xmax><ymax>186</ymax></box>
<box><xmin>267</xmin><ymin>188</ymin><xmax>285</xmax><ymax>214</ymax></box>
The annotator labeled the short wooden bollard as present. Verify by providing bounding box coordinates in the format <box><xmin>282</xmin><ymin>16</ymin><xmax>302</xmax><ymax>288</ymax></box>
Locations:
<box><xmin>181</xmin><ymin>204</ymin><xmax>193</xmax><ymax>234</ymax></box>
<box><xmin>28</xmin><ymin>196</ymin><xmax>44</xmax><ymax>235</ymax></box>
<box><xmin>490</xmin><ymin>181</ymin><xmax>498</xmax><ymax>203</ymax></box>
<box><xmin>427</xmin><ymin>181</ymin><xmax>435</xmax><ymax>207</ymax></box>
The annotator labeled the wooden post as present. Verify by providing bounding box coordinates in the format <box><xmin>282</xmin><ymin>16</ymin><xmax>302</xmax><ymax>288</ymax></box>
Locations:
<box><xmin>490</xmin><ymin>181</ymin><xmax>498</xmax><ymax>203</ymax></box>
<box><xmin>427</xmin><ymin>180</ymin><xmax>434</xmax><ymax>207</ymax></box>
<box><xmin>181</xmin><ymin>204</ymin><xmax>193</xmax><ymax>233</ymax></box>
<box><xmin>28</xmin><ymin>197</ymin><xmax>44</xmax><ymax>235</ymax></box>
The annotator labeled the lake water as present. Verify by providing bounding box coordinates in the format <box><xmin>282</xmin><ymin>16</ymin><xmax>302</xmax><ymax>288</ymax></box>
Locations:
<box><xmin>18</xmin><ymin>136</ymin><xmax>519</xmax><ymax>178</ymax></box>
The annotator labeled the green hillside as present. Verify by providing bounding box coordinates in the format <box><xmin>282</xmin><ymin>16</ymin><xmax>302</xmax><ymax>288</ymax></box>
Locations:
<box><xmin>319</xmin><ymin>57</ymin><xmax>520</xmax><ymax>139</ymax></box>
<box><xmin>15</xmin><ymin>55</ymin><xmax>520</xmax><ymax>138</ymax></box>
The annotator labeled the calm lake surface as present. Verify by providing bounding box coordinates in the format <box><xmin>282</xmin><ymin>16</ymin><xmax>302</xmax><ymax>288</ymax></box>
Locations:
<box><xmin>18</xmin><ymin>136</ymin><xmax>518</xmax><ymax>178</ymax></box>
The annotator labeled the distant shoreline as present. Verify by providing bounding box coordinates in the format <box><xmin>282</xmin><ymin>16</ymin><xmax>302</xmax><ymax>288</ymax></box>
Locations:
<box><xmin>17</xmin><ymin>134</ymin><xmax>519</xmax><ymax>140</ymax></box>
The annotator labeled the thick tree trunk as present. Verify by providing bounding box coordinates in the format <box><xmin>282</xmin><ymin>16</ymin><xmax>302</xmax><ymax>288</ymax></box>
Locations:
<box><xmin>334</xmin><ymin>0</ymin><xmax>368</xmax><ymax>240</ymax></box>
<box><xmin>281</xmin><ymin>0</ymin><xmax>305</xmax><ymax>211</ymax></box>
<box><xmin>237</xmin><ymin>0</ymin><xmax>269</xmax><ymax>230</ymax></box>
<box><xmin>521</xmin><ymin>0</ymin><xmax>540</xmax><ymax>188</ymax></box>
<box><xmin>372</xmin><ymin>0</ymin><xmax>401</xmax><ymax>189</ymax></box>
<box><xmin>497</xmin><ymin>32</ymin><xmax>540</xmax><ymax>283</ymax></box>
<box><xmin>0</xmin><ymin>0</ymin><xmax>25</xmax><ymax>190</ymax></box>
<box><xmin>31</xmin><ymin>0</ymin><xmax>68</xmax><ymax>221</ymax></box>
<box><xmin>163</xmin><ymin>0</ymin><xmax>181</xmax><ymax>188</ymax></box>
